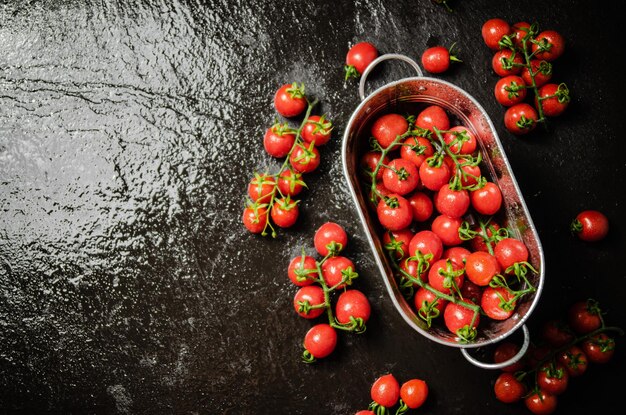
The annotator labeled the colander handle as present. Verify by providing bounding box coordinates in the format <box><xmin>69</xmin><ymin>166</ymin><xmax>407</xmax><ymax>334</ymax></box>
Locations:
<box><xmin>358</xmin><ymin>53</ymin><xmax>424</xmax><ymax>101</ymax></box>
<box><xmin>460</xmin><ymin>324</ymin><xmax>530</xmax><ymax>370</ymax></box>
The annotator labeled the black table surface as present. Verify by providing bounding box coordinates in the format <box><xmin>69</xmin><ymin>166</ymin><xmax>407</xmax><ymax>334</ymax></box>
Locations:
<box><xmin>1</xmin><ymin>0</ymin><xmax>625</xmax><ymax>413</ymax></box>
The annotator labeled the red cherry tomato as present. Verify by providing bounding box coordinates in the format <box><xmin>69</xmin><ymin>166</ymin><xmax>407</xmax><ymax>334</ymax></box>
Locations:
<box><xmin>571</xmin><ymin>210</ymin><xmax>609</xmax><ymax>242</ymax></box>
<box><xmin>414</xmin><ymin>287</ymin><xmax>447</xmax><ymax>317</ymax></box>
<box><xmin>321</xmin><ymin>256</ymin><xmax>356</xmax><ymax>289</ymax></box>
<box><xmin>377</xmin><ymin>194</ymin><xmax>413</xmax><ymax>231</ymax></box>
<box><xmin>370</xmin><ymin>374</ymin><xmax>400</xmax><ymax>408</ymax></box>
<box><xmin>274</xmin><ymin>83</ymin><xmax>306</xmax><ymax>117</ymax></box>
<box><xmin>335</xmin><ymin>289</ymin><xmax>371</xmax><ymax>324</ymax></box>
<box><xmin>525</xmin><ymin>390</ymin><xmax>558</xmax><ymax>415</ymax></box>
<box><xmin>512</xmin><ymin>21</ymin><xmax>531</xmax><ymax>48</ymax></box>
<box><xmin>532</xmin><ymin>30</ymin><xmax>565</xmax><ymax>61</ymax></box>
<box><xmin>270</xmin><ymin>197</ymin><xmax>299</xmax><ymax>228</ymax></box>
<box><xmin>409</xmin><ymin>230</ymin><xmax>443</xmax><ymax>264</ymax></box>
<box><xmin>293</xmin><ymin>285</ymin><xmax>325</xmax><ymax>319</ymax></box>
<box><xmin>568</xmin><ymin>299</ymin><xmax>602</xmax><ymax>334</ymax></box>
<box><xmin>248</xmin><ymin>174</ymin><xmax>275</xmax><ymax>203</ymax></box>
<box><xmin>401</xmin><ymin>136</ymin><xmax>434</xmax><ymax>168</ymax></box>
<box><xmin>521</xmin><ymin>59</ymin><xmax>553</xmax><ymax>87</ymax></box>
<box><xmin>407</xmin><ymin>191</ymin><xmax>434</xmax><ymax>222</ymax></box>
<box><xmin>443</xmin><ymin>246</ymin><xmax>471</xmax><ymax>267</ymax></box>
<box><xmin>277</xmin><ymin>169</ymin><xmax>305</xmax><ymax>197</ymax></box>
<box><xmin>264</xmin><ymin>123</ymin><xmax>296</xmax><ymax>158</ymax></box>
<box><xmin>421</xmin><ymin>45</ymin><xmax>459</xmax><ymax>74</ymax></box>
<box><xmin>537</xmin><ymin>363</ymin><xmax>569</xmax><ymax>395</ymax></box>
<box><xmin>494</xmin><ymin>237</ymin><xmax>529</xmax><ymax>272</ymax></box>
<box><xmin>536</xmin><ymin>83</ymin><xmax>569</xmax><ymax>117</ymax></box>
<box><xmin>431</xmin><ymin>214</ymin><xmax>463</xmax><ymax>246</ymax></box>
<box><xmin>435</xmin><ymin>187</ymin><xmax>470</xmax><ymax>218</ymax></box>
<box><xmin>288</xmin><ymin>254</ymin><xmax>317</xmax><ymax>286</ymax></box>
<box><xmin>582</xmin><ymin>333</ymin><xmax>615</xmax><ymax>363</ymax></box>
<box><xmin>371</xmin><ymin>113</ymin><xmax>409</xmax><ymax>149</ymax></box>
<box><xmin>464</xmin><ymin>251</ymin><xmax>500</xmax><ymax>286</ymax></box>
<box><xmin>443</xmin><ymin>301</ymin><xmax>480</xmax><ymax>337</ymax></box>
<box><xmin>541</xmin><ymin>319</ymin><xmax>574</xmax><ymax>347</ymax></box>
<box><xmin>401</xmin><ymin>258</ymin><xmax>427</xmax><ymax>285</ymax></box>
<box><xmin>303</xmin><ymin>323</ymin><xmax>337</xmax><ymax>359</ymax></box>
<box><xmin>493</xmin><ymin>342</ymin><xmax>526</xmax><ymax>373</ymax></box>
<box><xmin>492</xmin><ymin>49</ymin><xmax>523</xmax><ymax>77</ymax></box>
<box><xmin>494</xmin><ymin>75</ymin><xmax>527</xmax><ymax>107</ymax></box>
<box><xmin>504</xmin><ymin>103</ymin><xmax>538</xmax><ymax>135</ymax></box>
<box><xmin>481</xmin><ymin>286</ymin><xmax>516</xmax><ymax>320</ymax></box>
<box><xmin>290</xmin><ymin>143</ymin><xmax>320</xmax><ymax>173</ymax></box>
<box><xmin>382</xmin><ymin>158</ymin><xmax>420</xmax><ymax>195</ymax></box>
<box><xmin>242</xmin><ymin>206</ymin><xmax>268</xmax><ymax>234</ymax></box>
<box><xmin>314</xmin><ymin>222</ymin><xmax>348</xmax><ymax>256</ymax></box>
<box><xmin>556</xmin><ymin>345</ymin><xmax>588</xmax><ymax>377</ymax></box>
<box><xmin>470</xmin><ymin>182</ymin><xmax>502</xmax><ymax>215</ymax></box>
<box><xmin>419</xmin><ymin>162</ymin><xmax>451</xmax><ymax>191</ymax></box>
<box><xmin>481</xmin><ymin>18</ymin><xmax>511</xmax><ymax>50</ymax></box>
<box><xmin>382</xmin><ymin>228</ymin><xmax>414</xmax><ymax>260</ymax></box>
<box><xmin>345</xmin><ymin>41</ymin><xmax>379</xmax><ymax>79</ymax></box>
<box><xmin>361</xmin><ymin>151</ymin><xmax>389</xmax><ymax>181</ymax></box>
<box><xmin>469</xmin><ymin>222</ymin><xmax>501</xmax><ymax>253</ymax></box>
<box><xmin>428</xmin><ymin>259</ymin><xmax>465</xmax><ymax>295</ymax></box>
<box><xmin>442</xmin><ymin>126</ymin><xmax>476</xmax><ymax>155</ymax></box>
<box><xmin>400</xmin><ymin>379</ymin><xmax>429</xmax><ymax>409</ymax></box>
<box><xmin>494</xmin><ymin>372</ymin><xmax>526</xmax><ymax>403</ymax></box>
<box><xmin>416</xmin><ymin>105</ymin><xmax>450</xmax><ymax>134</ymax></box>
<box><xmin>302</xmin><ymin>115</ymin><xmax>333</xmax><ymax>146</ymax></box>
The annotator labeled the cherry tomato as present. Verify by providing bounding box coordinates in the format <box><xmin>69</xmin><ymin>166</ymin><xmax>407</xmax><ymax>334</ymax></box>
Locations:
<box><xmin>532</xmin><ymin>30</ymin><xmax>565</xmax><ymax>61</ymax></box>
<box><xmin>277</xmin><ymin>169</ymin><xmax>305</xmax><ymax>197</ymax></box>
<box><xmin>414</xmin><ymin>287</ymin><xmax>447</xmax><ymax>317</ymax></box>
<box><xmin>541</xmin><ymin>319</ymin><xmax>574</xmax><ymax>347</ymax></box>
<box><xmin>401</xmin><ymin>258</ymin><xmax>427</xmax><ymax>285</ymax></box>
<box><xmin>263</xmin><ymin>123</ymin><xmax>296</xmax><ymax>158</ymax></box>
<box><xmin>314</xmin><ymin>222</ymin><xmax>348</xmax><ymax>256</ymax></box>
<box><xmin>493</xmin><ymin>342</ymin><xmax>526</xmax><ymax>373</ymax></box>
<box><xmin>568</xmin><ymin>299</ymin><xmax>602</xmax><ymax>334</ymax></box>
<box><xmin>428</xmin><ymin>259</ymin><xmax>465</xmax><ymax>295</ymax></box>
<box><xmin>335</xmin><ymin>289</ymin><xmax>371</xmax><ymax>324</ymax></box>
<box><xmin>470</xmin><ymin>182</ymin><xmax>502</xmax><ymax>215</ymax></box>
<box><xmin>494</xmin><ymin>237</ymin><xmax>528</xmax><ymax>272</ymax></box>
<box><xmin>492</xmin><ymin>49</ymin><xmax>523</xmax><ymax>77</ymax></box>
<box><xmin>416</xmin><ymin>105</ymin><xmax>450</xmax><ymax>134</ymax></box>
<box><xmin>293</xmin><ymin>285</ymin><xmax>325</xmax><ymax>319</ymax></box>
<box><xmin>494</xmin><ymin>372</ymin><xmax>526</xmax><ymax>403</ymax></box>
<box><xmin>512</xmin><ymin>21</ymin><xmax>531</xmax><ymax>48</ymax></box>
<box><xmin>370</xmin><ymin>374</ymin><xmax>400</xmax><ymax>408</ymax></box>
<box><xmin>535</xmin><ymin>83</ymin><xmax>569</xmax><ymax>117</ymax></box>
<box><xmin>361</xmin><ymin>151</ymin><xmax>389</xmax><ymax>181</ymax></box>
<box><xmin>556</xmin><ymin>345</ymin><xmax>588</xmax><ymax>377</ymax></box>
<box><xmin>242</xmin><ymin>205</ymin><xmax>268</xmax><ymax>234</ymax></box>
<box><xmin>464</xmin><ymin>251</ymin><xmax>500</xmax><ymax>286</ymax></box>
<box><xmin>459</xmin><ymin>279</ymin><xmax>483</xmax><ymax>305</ymax></box>
<box><xmin>303</xmin><ymin>323</ymin><xmax>337</xmax><ymax>359</ymax></box>
<box><xmin>456</xmin><ymin>158</ymin><xmax>482</xmax><ymax>187</ymax></box>
<box><xmin>401</xmin><ymin>136</ymin><xmax>434</xmax><ymax>168</ymax></box>
<box><xmin>409</xmin><ymin>230</ymin><xmax>443</xmax><ymax>264</ymax></box>
<box><xmin>525</xmin><ymin>390</ymin><xmax>557</xmax><ymax>415</ymax></box>
<box><xmin>419</xmin><ymin>161</ymin><xmax>451</xmax><ymax>191</ymax></box>
<box><xmin>288</xmin><ymin>254</ymin><xmax>317</xmax><ymax>286</ymax></box>
<box><xmin>442</xmin><ymin>126</ymin><xmax>476</xmax><ymax>155</ymax></box>
<box><xmin>469</xmin><ymin>222</ymin><xmax>501</xmax><ymax>253</ymax></box>
<box><xmin>270</xmin><ymin>197</ymin><xmax>299</xmax><ymax>228</ymax></box>
<box><xmin>371</xmin><ymin>113</ymin><xmax>409</xmax><ymax>149</ymax></box>
<box><xmin>494</xmin><ymin>75</ymin><xmax>527</xmax><ymax>107</ymax></box>
<box><xmin>481</xmin><ymin>286</ymin><xmax>516</xmax><ymax>320</ymax></box>
<box><xmin>481</xmin><ymin>18</ymin><xmax>511</xmax><ymax>50</ymax></box>
<box><xmin>435</xmin><ymin>187</ymin><xmax>470</xmax><ymax>218</ymax></box>
<box><xmin>582</xmin><ymin>333</ymin><xmax>615</xmax><ymax>363</ymax></box>
<box><xmin>431</xmin><ymin>214</ymin><xmax>463</xmax><ymax>246</ymax></box>
<box><xmin>537</xmin><ymin>362</ymin><xmax>569</xmax><ymax>395</ymax></box>
<box><xmin>321</xmin><ymin>256</ymin><xmax>356</xmax><ymax>289</ymax></box>
<box><xmin>248</xmin><ymin>174</ymin><xmax>275</xmax><ymax>203</ymax></box>
<box><xmin>302</xmin><ymin>114</ymin><xmax>333</xmax><ymax>146</ymax></box>
<box><xmin>377</xmin><ymin>194</ymin><xmax>413</xmax><ymax>231</ymax></box>
<box><xmin>443</xmin><ymin>246</ymin><xmax>471</xmax><ymax>267</ymax></box>
<box><xmin>504</xmin><ymin>103</ymin><xmax>538</xmax><ymax>135</ymax></box>
<box><xmin>382</xmin><ymin>228</ymin><xmax>414</xmax><ymax>260</ymax></box>
<box><xmin>521</xmin><ymin>59</ymin><xmax>553</xmax><ymax>87</ymax></box>
<box><xmin>382</xmin><ymin>158</ymin><xmax>420</xmax><ymax>195</ymax></box>
<box><xmin>274</xmin><ymin>83</ymin><xmax>306</xmax><ymax>117</ymax></box>
<box><xmin>421</xmin><ymin>45</ymin><xmax>459</xmax><ymax>74</ymax></box>
<box><xmin>407</xmin><ymin>191</ymin><xmax>434</xmax><ymax>222</ymax></box>
<box><xmin>290</xmin><ymin>143</ymin><xmax>320</xmax><ymax>173</ymax></box>
<box><xmin>400</xmin><ymin>379</ymin><xmax>429</xmax><ymax>409</ymax></box>
<box><xmin>443</xmin><ymin>301</ymin><xmax>480</xmax><ymax>337</ymax></box>
<box><xmin>345</xmin><ymin>41</ymin><xmax>379</xmax><ymax>80</ymax></box>
<box><xmin>571</xmin><ymin>210</ymin><xmax>609</xmax><ymax>242</ymax></box>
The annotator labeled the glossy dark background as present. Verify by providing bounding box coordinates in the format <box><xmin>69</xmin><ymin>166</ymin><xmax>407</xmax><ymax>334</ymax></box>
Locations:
<box><xmin>1</xmin><ymin>0</ymin><xmax>624</xmax><ymax>413</ymax></box>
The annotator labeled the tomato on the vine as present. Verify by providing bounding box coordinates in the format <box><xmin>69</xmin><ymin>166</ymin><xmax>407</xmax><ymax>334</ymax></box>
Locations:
<box><xmin>314</xmin><ymin>222</ymin><xmax>348</xmax><ymax>256</ymax></box>
<box><xmin>494</xmin><ymin>372</ymin><xmax>526</xmax><ymax>403</ymax></box>
<box><xmin>264</xmin><ymin>123</ymin><xmax>296</xmax><ymax>158</ymax></box>
<box><xmin>361</xmin><ymin>151</ymin><xmax>389</xmax><ymax>181</ymax></box>
<box><xmin>409</xmin><ymin>230</ymin><xmax>444</xmax><ymax>264</ymax></box>
<box><xmin>382</xmin><ymin>228</ymin><xmax>414</xmax><ymax>260</ymax></box>
<box><xmin>512</xmin><ymin>21</ymin><xmax>531</xmax><ymax>48</ymax></box>
<box><xmin>416</xmin><ymin>105</ymin><xmax>450</xmax><ymax>134</ymax></box>
<box><xmin>493</xmin><ymin>342</ymin><xmax>525</xmax><ymax>373</ymax></box>
<box><xmin>288</xmin><ymin>254</ymin><xmax>317</xmax><ymax>286</ymax></box>
<box><xmin>274</xmin><ymin>83</ymin><xmax>307</xmax><ymax>118</ymax></box>
<box><xmin>541</xmin><ymin>319</ymin><xmax>574</xmax><ymax>347</ymax></box>
<box><xmin>401</xmin><ymin>258</ymin><xmax>427</xmax><ymax>285</ymax></box>
<box><xmin>400</xmin><ymin>379</ymin><xmax>429</xmax><ymax>409</ymax></box>
<box><xmin>414</xmin><ymin>287</ymin><xmax>447</xmax><ymax>317</ymax></box>
<box><xmin>335</xmin><ymin>289</ymin><xmax>371</xmax><ymax>325</ymax></box>
<box><xmin>581</xmin><ymin>333</ymin><xmax>615</xmax><ymax>363</ymax></box>
<box><xmin>382</xmin><ymin>158</ymin><xmax>420</xmax><ymax>195</ymax></box>
<box><xmin>537</xmin><ymin>362</ymin><xmax>569</xmax><ymax>395</ymax></box>
<box><xmin>568</xmin><ymin>299</ymin><xmax>602</xmax><ymax>334</ymax></box>
<box><xmin>303</xmin><ymin>323</ymin><xmax>337</xmax><ymax>359</ymax></box>
<box><xmin>470</xmin><ymin>182</ymin><xmax>502</xmax><ymax>215</ymax></box>
<box><xmin>401</xmin><ymin>136</ymin><xmax>434</xmax><ymax>168</ymax></box>
<box><xmin>443</xmin><ymin>301</ymin><xmax>480</xmax><ymax>338</ymax></box>
<box><xmin>443</xmin><ymin>246</ymin><xmax>471</xmax><ymax>267</ymax></box>
<box><xmin>491</xmin><ymin>49</ymin><xmax>523</xmax><ymax>77</ymax></box>
<box><xmin>248</xmin><ymin>174</ymin><xmax>275</xmax><ymax>203</ymax></box>
<box><xmin>377</xmin><ymin>194</ymin><xmax>413</xmax><ymax>231</ymax></box>
<box><xmin>571</xmin><ymin>210</ymin><xmax>609</xmax><ymax>242</ymax></box>
<box><xmin>345</xmin><ymin>41</ymin><xmax>379</xmax><ymax>80</ymax></box>
<box><xmin>242</xmin><ymin>205</ymin><xmax>268</xmax><ymax>234</ymax></box>
<box><xmin>419</xmin><ymin>161</ymin><xmax>451</xmax><ymax>191</ymax></box>
<box><xmin>464</xmin><ymin>251</ymin><xmax>500</xmax><ymax>286</ymax></box>
<box><xmin>302</xmin><ymin>114</ymin><xmax>333</xmax><ymax>146</ymax></box>
<box><xmin>371</xmin><ymin>113</ymin><xmax>409</xmax><ymax>149</ymax></box>
<box><xmin>407</xmin><ymin>191</ymin><xmax>434</xmax><ymax>222</ymax></box>
<box><xmin>435</xmin><ymin>186</ymin><xmax>470</xmax><ymax>218</ymax></box>
<box><xmin>321</xmin><ymin>256</ymin><xmax>356</xmax><ymax>289</ymax></box>
<box><xmin>421</xmin><ymin>45</ymin><xmax>460</xmax><ymax>74</ymax></box>
<box><xmin>469</xmin><ymin>222</ymin><xmax>501</xmax><ymax>253</ymax></box>
<box><xmin>293</xmin><ymin>285</ymin><xmax>325</xmax><ymax>319</ymax></box>
<box><xmin>532</xmin><ymin>30</ymin><xmax>565</xmax><ymax>61</ymax></box>
<box><xmin>428</xmin><ymin>259</ymin><xmax>465</xmax><ymax>295</ymax></box>
<box><xmin>481</xmin><ymin>286</ymin><xmax>516</xmax><ymax>320</ymax></box>
<box><xmin>370</xmin><ymin>374</ymin><xmax>400</xmax><ymax>408</ymax></box>
<box><xmin>504</xmin><ymin>103</ymin><xmax>538</xmax><ymax>135</ymax></box>
<box><xmin>536</xmin><ymin>83</ymin><xmax>569</xmax><ymax>117</ymax></box>
<box><xmin>431</xmin><ymin>214</ymin><xmax>463</xmax><ymax>246</ymax></box>
<box><xmin>481</xmin><ymin>18</ymin><xmax>511</xmax><ymax>50</ymax></box>
<box><xmin>525</xmin><ymin>390</ymin><xmax>557</xmax><ymax>415</ymax></box>
<box><xmin>494</xmin><ymin>75</ymin><xmax>527</xmax><ymax>107</ymax></box>
<box><xmin>290</xmin><ymin>142</ymin><xmax>320</xmax><ymax>173</ymax></box>
<box><xmin>521</xmin><ymin>59</ymin><xmax>553</xmax><ymax>87</ymax></box>
<box><xmin>556</xmin><ymin>345</ymin><xmax>588</xmax><ymax>377</ymax></box>
<box><xmin>442</xmin><ymin>126</ymin><xmax>476</xmax><ymax>155</ymax></box>
<box><xmin>270</xmin><ymin>197</ymin><xmax>299</xmax><ymax>228</ymax></box>
<box><xmin>494</xmin><ymin>237</ymin><xmax>528</xmax><ymax>272</ymax></box>
<box><xmin>277</xmin><ymin>169</ymin><xmax>306</xmax><ymax>197</ymax></box>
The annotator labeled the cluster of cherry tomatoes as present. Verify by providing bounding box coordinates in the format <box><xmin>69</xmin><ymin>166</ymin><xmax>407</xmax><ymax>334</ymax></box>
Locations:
<box><xmin>242</xmin><ymin>83</ymin><xmax>333</xmax><ymax>237</ymax></box>
<box><xmin>288</xmin><ymin>222</ymin><xmax>371</xmax><ymax>362</ymax></box>
<box><xmin>355</xmin><ymin>373</ymin><xmax>429</xmax><ymax>415</ymax></box>
<box><xmin>491</xmin><ymin>298</ymin><xmax>620</xmax><ymax>414</ymax></box>
<box><xmin>481</xmin><ymin>18</ymin><xmax>570</xmax><ymax>135</ymax></box>
<box><xmin>359</xmin><ymin>104</ymin><xmax>537</xmax><ymax>342</ymax></box>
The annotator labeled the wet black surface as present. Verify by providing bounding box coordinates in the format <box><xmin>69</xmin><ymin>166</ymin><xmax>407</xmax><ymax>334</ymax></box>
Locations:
<box><xmin>1</xmin><ymin>0</ymin><xmax>625</xmax><ymax>413</ymax></box>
